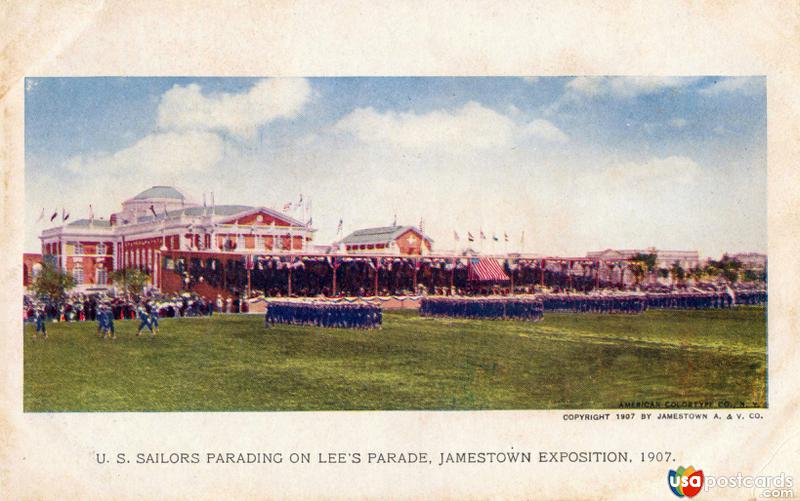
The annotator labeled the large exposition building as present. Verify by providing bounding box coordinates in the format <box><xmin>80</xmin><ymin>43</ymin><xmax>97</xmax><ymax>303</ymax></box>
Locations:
<box><xmin>38</xmin><ymin>186</ymin><xmax>314</xmax><ymax>292</ymax></box>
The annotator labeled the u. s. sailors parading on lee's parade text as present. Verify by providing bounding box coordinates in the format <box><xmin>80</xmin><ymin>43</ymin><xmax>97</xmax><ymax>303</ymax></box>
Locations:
<box><xmin>105</xmin><ymin>449</ymin><xmax>634</xmax><ymax>466</ymax></box>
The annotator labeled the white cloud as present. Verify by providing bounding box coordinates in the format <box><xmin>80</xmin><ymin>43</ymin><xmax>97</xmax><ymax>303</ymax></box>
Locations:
<box><xmin>603</xmin><ymin>156</ymin><xmax>701</xmax><ymax>186</ymax></box>
<box><xmin>333</xmin><ymin>102</ymin><xmax>516</xmax><ymax>150</ymax></box>
<box><xmin>66</xmin><ymin>130</ymin><xmax>225</xmax><ymax>178</ymax></box>
<box><xmin>698</xmin><ymin>77</ymin><xmax>761</xmax><ymax>96</ymax></box>
<box><xmin>549</xmin><ymin>77</ymin><xmax>698</xmax><ymax>114</ymax></box>
<box><xmin>670</xmin><ymin>118</ymin><xmax>688</xmax><ymax>128</ymax></box>
<box><xmin>157</xmin><ymin>78</ymin><xmax>312</xmax><ymax>140</ymax></box>
<box><xmin>522</xmin><ymin>119</ymin><xmax>569</xmax><ymax>143</ymax></box>
<box><xmin>566</xmin><ymin>76</ymin><xmax>605</xmax><ymax>96</ymax></box>
<box><xmin>606</xmin><ymin>77</ymin><xmax>694</xmax><ymax>98</ymax></box>
<box><xmin>334</xmin><ymin>101</ymin><xmax>568</xmax><ymax>150</ymax></box>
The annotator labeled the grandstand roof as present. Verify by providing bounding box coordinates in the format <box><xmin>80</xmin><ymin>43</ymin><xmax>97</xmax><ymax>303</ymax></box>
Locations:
<box><xmin>342</xmin><ymin>225</ymin><xmax>432</xmax><ymax>245</ymax></box>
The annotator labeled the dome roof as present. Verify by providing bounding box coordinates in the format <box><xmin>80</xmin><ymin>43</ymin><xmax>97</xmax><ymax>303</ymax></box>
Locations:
<box><xmin>132</xmin><ymin>186</ymin><xmax>186</xmax><ymax>200</ymax></box>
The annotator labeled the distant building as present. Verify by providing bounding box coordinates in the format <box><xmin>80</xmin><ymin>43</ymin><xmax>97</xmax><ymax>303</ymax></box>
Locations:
<box><xmin>23</xmin><ymin>253</ymin><xmax>43</xmax><ymax>288</ymax></box>
<box><xmin>731</xmin><ymin>252</ymin><xmax>767</xmax><ymax>270</ymax></box>
<box><xmin>339</xmin><ymin>225</ymin><xmax>432</xmax><ymax>256</ymax></box>
<box><xmin>587</xmin><ymin>248</ymin><xmax>700</xmax><ymax>269</ymax></box>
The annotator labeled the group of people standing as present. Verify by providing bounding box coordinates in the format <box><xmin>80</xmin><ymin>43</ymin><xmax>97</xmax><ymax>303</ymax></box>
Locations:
<box><xmin>265</xmin><ymin>301</ymin><xmax>383</xmax><ymax>329</ymax></box>
<box><xmin>420</xmin><ymin>297</ymin><xmax>545</xmax><ymax>321</ymax></box>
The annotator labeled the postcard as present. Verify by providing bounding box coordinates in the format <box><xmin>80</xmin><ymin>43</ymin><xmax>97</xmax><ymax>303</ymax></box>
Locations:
<box><xmin>2</xmin><ymin>2</ymin><xmax>798</xmax><ymax>500</ymax></box>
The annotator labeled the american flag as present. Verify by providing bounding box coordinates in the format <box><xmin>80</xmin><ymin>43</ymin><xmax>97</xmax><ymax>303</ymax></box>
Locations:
<box><xmin>245</xmin><ymin>254</ymin><xmax>255</xmax><ymax>270</ymax></box>
<box><xmin>467</xmin><ymin>258</ymin><xmax>510</xmax><ymax>282</ymax></box>
<box><xmin>467</xmin><ymin>232</ymin><xmax>474</xmax><ymax>242</ymax></box>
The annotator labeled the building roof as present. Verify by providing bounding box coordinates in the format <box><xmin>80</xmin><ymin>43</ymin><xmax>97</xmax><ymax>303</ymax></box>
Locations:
<box><xmin>65</xmin><ymin>219</ymin><xmax>112</xmax><ymax>228</ymax></box>
<box><xmin>341</xmin><ymin>225</ymin><xmax>432</xmax><ymax>245</ymax></box>
<box><xmin>132</xmin><ymin>186</ymin><xmax>187</xmax><ymax>200</ymax></box>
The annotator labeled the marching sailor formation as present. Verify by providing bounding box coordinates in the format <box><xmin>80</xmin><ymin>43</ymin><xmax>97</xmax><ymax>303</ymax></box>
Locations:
<box><xmin>265</xmin><ymin>301</ymin><xmax>382</xmax><ymax>329</ymax></box>
<box><xmin>644</xmin><ymin>292</ymin><xmax>733</xmax><ymax>310</ymax></box>
<box><xmin>420</xmin><ymin>297</ymin><xmax>545</xmax><ymax>321</ymax></box>
<box><xmin>537</xmin><ymin>295</ymin><xmax>647</xmax><ymax>314</ymax></box>
<box><xmin>732</xmin><ymin>290</ymin><xmax>767</xmax><ymax>305</ymax></box>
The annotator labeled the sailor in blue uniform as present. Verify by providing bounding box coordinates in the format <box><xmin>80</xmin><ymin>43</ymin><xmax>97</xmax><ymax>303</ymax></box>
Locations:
<box><xmin>136</xmin><ymin>305</ymin><xmax>153</xmax><ymax>337</ymax></box>
<box><xmin>97</xmin><ymin>305</ymin><xmax>107</xmax><ymax>337</ymax></box>
<box><xmin>33</xmin><ymin>305</ymin><xmax>48</xmax><ymax>339</ymax></box>
<box><xmin>149</xmin><ymin>304</ymin><xmax>160</xmax><ymax>336</ymax></box>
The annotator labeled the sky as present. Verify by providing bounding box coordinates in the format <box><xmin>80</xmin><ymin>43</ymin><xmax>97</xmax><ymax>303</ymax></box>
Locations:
<box><xmin>24</xmin><ymin>76</ymin><xmax>766</xmax><ymax>257</ymax></box>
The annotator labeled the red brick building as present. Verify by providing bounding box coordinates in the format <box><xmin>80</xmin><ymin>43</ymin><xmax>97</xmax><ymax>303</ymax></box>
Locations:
<box><xmin>38</xmin><ymin>186</ymin><xmax>314</xmax><ymax>292</ymax></box>
<box><xmin>339</xmin><ymin>225</ymin><xmax>433</xmax><ymax>255</ymax></box>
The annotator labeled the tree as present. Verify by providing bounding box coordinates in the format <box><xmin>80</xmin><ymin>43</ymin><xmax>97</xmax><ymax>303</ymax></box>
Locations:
<box><xmin>30</xmin><ymin>262</ymin><xmax>75</xmax><ymax>300</ymax></box>
<box><xmin>110</xmin><ymin>268</ymin><xmax>151</xmax><ymax>295</ymax></box>
<box><xmin>670</xmin><ymin>261</ymin><xmax>685</xmax><ymax>287</ymax></box>
<box><xmin>743</xmin><ymin>269</ymin><xmax>758</xmax><ymax>282</ymax></box>
<box><xmin>706</xmin><ymin>255</ymin><xmax>743</xmax><ymax>284</ymax></box>
<box><xmin>629</xmin><ymin>252</ymin><xmax>658</xmax><ymax>286</ymax></box>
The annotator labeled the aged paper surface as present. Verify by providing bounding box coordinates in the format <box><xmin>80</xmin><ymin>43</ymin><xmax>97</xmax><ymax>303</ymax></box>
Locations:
<box><xmin>1</xmin><ymin>1</ymin><xmax>799</xmax><ymax>499</ymax></box>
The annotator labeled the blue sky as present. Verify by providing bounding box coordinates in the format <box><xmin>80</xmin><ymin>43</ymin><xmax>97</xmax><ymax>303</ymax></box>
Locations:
<box><xmin>25</xmin><ymin>76</ymin><xmax>766</xmax><ymax>257</ymax></box>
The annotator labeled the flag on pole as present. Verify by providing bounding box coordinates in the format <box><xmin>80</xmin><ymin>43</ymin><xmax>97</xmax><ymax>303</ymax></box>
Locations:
<box><xmin>298</xmin><ymin>193</ymin><xmax>303</xmax><ymax>205</ymax></box>
<box><xmin>62</xmin><ymin>208</ymin><xmax>69</xmax><ymax>222</ymax></box>
<box><xmin>453</xmin><ymin>230</ymin><xmax>460</xmax><ymax>241</ymax></box>
<box><xmin>36</xmin><ymin>208</ymin><xmax>44</xmax><ymax>223</ymax></box>
<box><xmin>245</xmin><ymin>254</ymin><xmax>255</xmax><ymax>270</ymax></box>
<box><xmin>468</xmin><ymin>232</ymin><xmax>475</xmax><ymax>242</ymax></box>
<box><xmin>480</xmin><ymin>230</ymin><xmax>486</xmax><ymax>240</ymax></box>
<box><xmin>89</xmin><ymin>204</ymin><xmax>94</xmax><ymax>223</ymax></box>
<box><xmin>419</xmin><ymin>217</ymin><xmax>425</xmax><ymax>234</ymax></box>
<box><xmin>306</xmin><ymin>217</ymin><xmax>313</xmax><ymax>229</ymax></box>
<box><xmin>492</xmin><ymin>233</ymin><xmax>499</xmax><ymax>242</ymax></box>
<box><xmin>504</xmin><ymin>232</ymin><xmax>509</xmax><ymax>242</ymax></box>
<box><xmin>337</xmin><ymin>218</ymin><xmax>343</xmax><ymax>235</ymax></box>
<box><xmin>283</xmin><ymin>202</ymin><xmax>292</xmax><ymax>211</ymax></box>
<box><xmin>50</xmin><ymin>210</ymin><xmax>58</xmax><ymax>222</ymax></box>
<box><xmin>149</xmin><ymin>204</ymin><xmax>158</xmax><ymax>218</ymax></box>
<box><xmin>203</xmin><ymin>193</ymin><xmax>207</xmax><ymax>208</ymax></box>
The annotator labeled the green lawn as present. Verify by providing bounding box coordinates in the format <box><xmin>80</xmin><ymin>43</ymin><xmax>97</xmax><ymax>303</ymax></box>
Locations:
<box><xmin>23</xmin><ymin>307</ymin><xmax>767</xmax><ymax>411</ymax></box>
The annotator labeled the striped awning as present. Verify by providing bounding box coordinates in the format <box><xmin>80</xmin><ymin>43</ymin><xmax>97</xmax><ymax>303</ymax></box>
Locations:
<box><xmin>467</xmin><ymin>258</ymin><xmax>510</xmax><ymax>282</ymax></box>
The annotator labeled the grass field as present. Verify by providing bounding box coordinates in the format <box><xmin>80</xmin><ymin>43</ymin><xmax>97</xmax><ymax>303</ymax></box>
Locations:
<box><xmin>23</xmin><ymin>307</ymin><xmax>767</xmax><ymax>411</ymax></box>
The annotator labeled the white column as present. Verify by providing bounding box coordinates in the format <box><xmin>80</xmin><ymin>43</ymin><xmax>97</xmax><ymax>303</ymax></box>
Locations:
<box><xmin>60</xmin><ymin>238</ymin><xmax>66</xmax><ymax>271</ymax></box>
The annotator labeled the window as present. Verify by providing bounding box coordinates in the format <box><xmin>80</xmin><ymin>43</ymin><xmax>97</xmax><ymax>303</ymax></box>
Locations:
<box><xmin>97</xmin><ymin>243</ymin><xmax>106</xmax><ymax>255</ymax></box>
<box><xmin>74</xmin><ymin>243</ymin><xmax>84</xmax><ymax>255</ymax></box>
<box><xmin>72</xmin><ymin>264</ymin><xmax>84</xmax><ymax>284</ymax></box>
<box><xmin>96</xmin><ymin>268</ymin><xmax>107</xmax><ymax>285</ymax></box>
